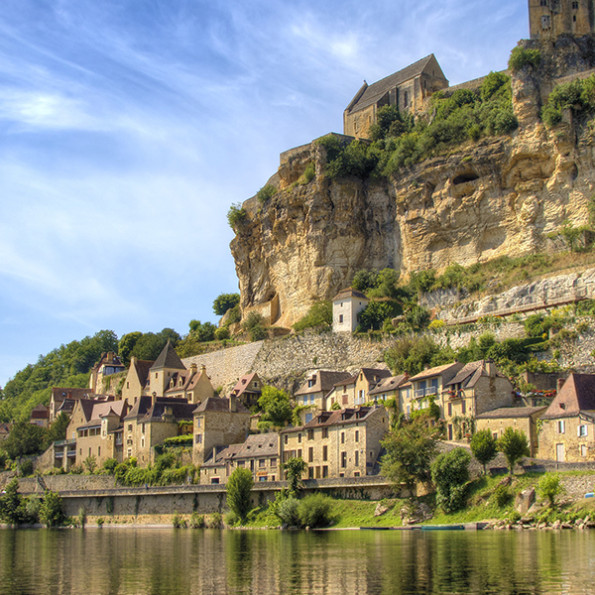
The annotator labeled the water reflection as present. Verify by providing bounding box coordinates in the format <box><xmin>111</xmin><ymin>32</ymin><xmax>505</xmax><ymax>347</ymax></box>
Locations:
<box><xmin>0</xmin><ymin>528</ymin><xmax>594</xmax><ymax>594</ymax></box>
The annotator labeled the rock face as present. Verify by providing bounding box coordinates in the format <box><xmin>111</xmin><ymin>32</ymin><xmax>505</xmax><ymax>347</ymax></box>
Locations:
<box><xmin>231</xmin><ymin>38</ymin><xmax>595</xmax><ymax>328</ymax></box>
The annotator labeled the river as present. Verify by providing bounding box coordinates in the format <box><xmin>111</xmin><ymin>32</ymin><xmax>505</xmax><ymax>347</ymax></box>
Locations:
<box><xmin>1</xmin><ymin>527</ymin><xmax>594</xmax><ymax>594</ymax></box>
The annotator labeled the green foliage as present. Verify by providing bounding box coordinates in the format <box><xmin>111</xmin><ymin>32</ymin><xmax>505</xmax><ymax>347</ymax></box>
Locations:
<box><xmin>276</xmin><ymin>496</ymin><xmax>301</xmax><ymax>526</ymax></box>
<box><xmin>537</xmin><ymin>473</ymin><xmax>565</xmax><ymax>508</ymax></box>
<box><xmin>118</xmin><ymin>332</ymin><xmax>142</xmax><ymax>366</ymax></box>
<box><xmin>297</xmin><ymin>494</ymin><xmax>335</xmax><ymax>528</ymax></box>
<box><xmin>0</xmin><ymin>479</ymin><xmax>25</xmax><ymax>525</ymax></box>
<box><xmin>207</xmin><ymin>512</ymin><xmax>223</xmax><ymax>529</ymax></box>
<box><xmin>39</xmin><ymin>490</ymin><xmax>66</xmax><ymax>528</ymax></box>
<box><xmin>172</xmin><ymin>512</ymin><xmax>187</xmax><ymax>529</ymax></box>
<box><xmin>161</xmin><ymin>434</ymin><xmax>193</xmax><ymax>448</ymax></box>
<box><xmin>408</xmin><ymin>270</ymin><xmax>437</xmax><ymax>295</ymax></box>
<box><xmin>46</xmin><ymin>413</ymin><xmax>70</xmax><ymax>444</ymax></box>
<box><xmin>352</xmin><ymin>269</ymin><xmax>381</xmax><ymax>292</ymax></box>
<box><xmin>226</xmin><ymin>467</ymin><xmax>254</xmax><ymax>523</ymax></box>
<box><xmin>227</xmin><ymin>203</ymin><xmax>247</xmax><ymax>230</ymax></box>
<box><xmin>431</xmin><ymin>448</ymin><xmax>471</xmax><ymax>513</ymax></box>
<box><xmin>83</xmin><ymin>455</ymin><xmax>97</xmax><ymax>474</ymax></box>
<box><xmin>381</xmin><ymin>414</ymin><xmax>440</xmax><ymax>492</ymax></box>
<box><xmin>189</xmin><ymin>512</ymin><xmax>205</xmax><ymax>528</ymax></box>
<box><xmin>508</xmin><ymin>47</ymin><xmax>541</xmax><ymax>72</ymax></box>
<box><xmin>493</xmin><ymin>484</ymin><xmax>513</xmax><ymax>508</ymax></box>
<box><xmin>384</xmin><ymin>336</ymin><xmax>454</xmax><ymax>375</ymax></box>
<box><xmin>293</xmin><ymin>301</ymin><xmax>332</xmax><ymax>332</ymax></box>
<box><xmin>524</xmin><ymin>314</ymin><xmax>555</xmax><ymax>338</ymax></box>
<box><xmin>188</xmin><ymin>320</ymin><xmax>217</xmax><ymax>342</ymax></box>
<box><xmin>242</xmin><ymin>312</ymin><xmax>267</xmax><ymax>341</ymax></box>
<box><xmin>102</xmin><ymin>458</ymin><xmax>118</xmax><ymax>474</ymax></box>
<box><xmin>298</xmin><ymin>162</ymin><xmax>316</xmax><ymax>184</ymax></box>
<box><xmin>498</xmin><ymin>427</ymin><xmax>530</xmax><ymax>475</ymax></box>
<box><xmin>357</xmin><ymin>300</ymin><xmax>402</xmax><ymax>332</ymax></box>
<box><xmin>256</xmin><ymin>184</ymin><xmax>277</xmax><ymax>205</ymax></box>
<box><xmin>213</xmin><ymin>293</ymin><xmax>240</xmax><ymax>316</ymax></box>
<box><xmin>284</xmin><ymin>457</ymin><xmax>307</xmax><ymax>497</ymax></box>
<box><xmin>470</xmin><ymin>429</ymin><xmax>498</xmax><ymax>475</ymax></box>
<box><xmin>214</xmin><ymin>327</ymin><xmax>230</xmax><ymax>341</ymax></box>
<box><xmin>542</xmin><ymin>74</ymin><xmax>595</xmax><ymax>127</ymax></box>
<box><xmin>127</xmin><ymin>329</ymin><xmax>181</xmax><ymax>362</ymax></box>
<box><xmin>258</xmin><ymin>386</ymin><xmax>293</xmax><ymax>428</ymax></box>
<box><xmin>2</xmin><ymin>421</ymin><xmax>47</xmax><ymax>459</ymax></box>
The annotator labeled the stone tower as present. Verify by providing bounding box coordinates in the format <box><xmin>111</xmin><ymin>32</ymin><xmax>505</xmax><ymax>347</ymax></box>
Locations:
<box><xmin>529</xmin><ymin>0</ymin><xmax>594</xmax><ymax>40</ymax></box>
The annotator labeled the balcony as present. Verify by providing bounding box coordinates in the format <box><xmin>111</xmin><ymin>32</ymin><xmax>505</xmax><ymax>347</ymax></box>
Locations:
<box><xmin>414</xmin><ymin>386</ymin><xmax>438</xmax><ymax>399</ymax></box>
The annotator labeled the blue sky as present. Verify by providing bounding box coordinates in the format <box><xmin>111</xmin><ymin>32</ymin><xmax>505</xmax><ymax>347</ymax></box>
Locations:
<box><xmin>0</xmin><ymin>0</ymin><xmax>527</xmax><ymax>386</ymax></box>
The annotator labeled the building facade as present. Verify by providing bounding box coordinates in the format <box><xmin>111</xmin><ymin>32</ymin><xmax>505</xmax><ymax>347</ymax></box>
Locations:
<box><xmin>332</xmin><ymin>289</ymin><xmax>369</xmax><ymax>333</ymax></box>
<box><xmin>529</xmin><ymin>0</ymin><xmax>594</xmax><ymax>40</ymax></box>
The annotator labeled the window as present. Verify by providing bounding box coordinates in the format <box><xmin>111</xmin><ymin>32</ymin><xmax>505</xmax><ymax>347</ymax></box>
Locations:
<box><xmin>211</xmin><ymin>478</ymin><xmax>219</xmax><ymax>485</ymax></box>
<box><xmin>341</xmin><ymin>432</ymin><xmax>345</xmax><ymax>444</ymax></box>
<box><xmin>308</xmin><ymin>467</ymin><xmax>314</xmax><ymax>479</ymax></box>
<box><xmin>307</xmin><ymin>430</ymin><xmax>314</xmax><ymax>440</ymax></box>
<box><xmin>322</xmin><ymin>428</ymin><xmax>328</xmax><ymax>439</ymax></box>
<box><xmin>270</xmin><ymin>458</ymin><xmax>277</xmax><ymax>467</ymax></box>
<box><xmin>196</xmin><ymin>418</ymin><xmax>202</xmax><ymax>428</ymax></box>
<box><xmin>297</xmin><ymin>449</ymin><xmax>302</xmax><ymax>459</ymax></box>
<box><xmin>284</xmin><ymin>435</ymin><xmax>288</xmax><ymax>445</ymax></box>
<box><xmin>355</xmin><ymin>430</ymin><xmax>359</xmax><ymax>442</ymax></box>
<box><xmin>572</xmin><ymin>1</ymin><xmax>579</xmax><ymax>8</ymax></box>
<box><xmin>578</xmin><ymin>425</ymin><xmax>588</xmax><ymax>437</ymax></box>
<box><xmin>322</xmin><ymin>465</ymin><xmax>328</xmax><ymax>478</ymax></box>
<box><xmin>540</xmin><ymin>0</ymin><xmax>548</xmax><ymax>5</ymax></box>
<box><xmin>259</xmin><ymin>459</ymin><xmax>265</xmax><ymax>468</ymax></box>
<box><xmin>340</xmin><ymin>452</ymin><xmax>347</xmax><ymax>468</ymax></box>
<box><xmin>355</xmin><ymin>451</ymin><xmax>359</xmax><ymax>466</ymax></box>
<box><xmin>581</xmin><ymin>445</ymin><xmax>587</xmax><ymax>457</ymax></box>
<box><xmin>542</xmin><ymin>15</ymin><xmax>551</xmax><ymax>29</ymax></box>
<box><xmin>339</xmin><ymin>314</ymin><xmax>344</xmax><ymax>323</ymax></box>
<box><xmin>195</xmin><ymin>434</ymin><xmax>202</xmax><ymax>444</ymax></box>
<box><xmin>558</xmin><ymin>420</ymin><xmax>565</xmax><ymax>434</ymax></box>
<box><xmin>323</xmin><ymin>445</ymin><xmax>328</xmax><ymax>461</ymax></box>
<box><xmin>461</xmin><ymin>400</ymin><xmax>466</xmax><ymax>414</ymax></box>
<box><xmin>298</xmin><ymin>433</ymin><xmax>302</xmax><ymax>443</ymax></box>
<box><xmin>305</xmin><ymin>413</ymin><xmax>313</xmax><ymax>424</ymax></box>
<box><xmin>308</xmin><ymin>447</ymin><xmax>314</xmax><ymax>463</ymax></box>
<box><xmin>448</xmin><ymin>403</ymin><xmax>452</xmax><ymax>416</ymax></box>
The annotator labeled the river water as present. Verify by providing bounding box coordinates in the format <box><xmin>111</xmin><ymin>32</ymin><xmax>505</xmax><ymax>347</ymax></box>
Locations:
<box><xmin>1</xmin><ymin>527</ymin><xmax>594</xmax><ymax>594</ymax></box>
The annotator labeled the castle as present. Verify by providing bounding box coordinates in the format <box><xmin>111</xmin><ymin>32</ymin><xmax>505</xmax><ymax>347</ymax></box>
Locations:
<box><xmin>344</xmin><ymin>0</ymin><xmax>595</xmax><ymax>140</ymax></box>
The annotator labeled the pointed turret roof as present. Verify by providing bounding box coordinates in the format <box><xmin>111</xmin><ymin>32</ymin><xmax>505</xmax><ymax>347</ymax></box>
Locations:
<box><xmin>151</xmin><ymin>341</ymin><xmax>185</xmax><ymax>371</ymax></box>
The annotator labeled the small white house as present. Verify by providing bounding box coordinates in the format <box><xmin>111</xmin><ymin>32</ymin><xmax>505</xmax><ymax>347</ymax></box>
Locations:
<box><xmin>332</xmin><ymin>288</ymin><xmax>369</xmax><ymax>333</ymax></box>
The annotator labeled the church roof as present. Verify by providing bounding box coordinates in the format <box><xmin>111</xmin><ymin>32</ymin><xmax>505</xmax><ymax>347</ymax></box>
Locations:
<box><xmin>151</xmin><ymin>341</ymin><xmax>185</xmax><ymax>371</ymax></box>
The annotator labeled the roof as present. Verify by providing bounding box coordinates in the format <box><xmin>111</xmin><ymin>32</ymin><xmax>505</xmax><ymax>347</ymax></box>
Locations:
<box><xmin>358</xmin><ymin>368</ymin><xmax>392</xmax><ymax>384</ymax></box>
<box><xmin>332</xmin><ymin>288</ymin><xmax>368</xmax><ymax>302</ymax></box>
<box><xmin>193</xmin><ymin>396</ymin><xmax>250</xmax><ymax>415</ymax></box>
<box><xmin>202</xmin><ymin>443</ymin><xmax>243</xmax><ymax>468</ymax></box>
<box><xmin>231</xmin><ymin>373</ymin><xmax>262</xmax><ymax>398</ymax></box>
<box><xmin>368</xmin><ymin>374</ymin><xmax>408</xmax><ymax>397</ymax></box>
<box><xmin>295</xmin><ymin>370</ymin><xmax>353</xmax><ymax>396</ymax></box>
<box><xmin>345</xmin><ymin>54</ymin><xmax>444</xmax><ymax>115</ymax></box>
<box><xmin>76</xmin><ymin>399</ymin><xmax>129</xmax><ymax>429</ymax></box>
<box><xmin>124</xmin><ymin>396</ymin><xmax>195</xmax><ymax>422</ymax></box>
<box><xmin>233</xmin><ymin>432</ymin><xmax>279</xmax><ymax>459</ymax></box>
<box><xmin>477</xmin><ymin>407</ymin><xmax>546</xmax><ymax>420</ymax></box>
<box><xmin>541</xmin><ymin>374</ymin><xmax>595</xmax><ymax>420</ymax></box>
<box><xmin>131</xmin><ymin>359</ymin><xmax>154</xmax><ymax>387</ymax></box>
<box><xmin>30</xmin><ymin>404</ymin><xmax>49</xmax><ymax>419</ymax></box>
<box><xmin>150</xmin><ymin>341</ymin><xmax>185</xmax><ymax>371</ymax></box>
<box><xmin>445</xmin><ymin>360</ymin><xmax>507</xmax><ymax>389</ymax></box>
<box><xmin>282</xmin><ymin>406</ymin><xmax>383</xmax><ymax>433</ymax></box>
<box><xmin>51</xmin><ymin>387</ymin><xmax>98</xmax><ymax>402</ymax></box>
<box><xmin>409</xmin><ymin>362</ymin><xmax>463</xmax><ymax>383</ymax></box>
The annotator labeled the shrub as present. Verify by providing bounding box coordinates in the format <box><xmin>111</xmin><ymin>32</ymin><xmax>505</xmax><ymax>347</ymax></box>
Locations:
<box><xmin>470</xmin><ymin>429</ymin><xmax>498</xmax><ymax>475</ymax></box>
<box><xmin>227</xmin><ymin>203</ymin><xmax>247</xmax><ymax>230</ymax></box>
<box><xmin>189</xmin><ymin>512</ymin><xmax>205</xmax><ymax>529</ymax></box>
<box><xmin>298</xmin><ymin>162</ymin><xmax>315</xmax><ymax>184</ymax></box>
<box><xmin>431</xmin><ymin>448</ymin><xmax>471</xmax><ymax>513</ymax></box>
<box><xmin>77</xmin><ymin>508</ymin><xmax>87</xmax><ymax>529</ymax></box>
<box><xmin>256</xmin><ymin>184</ymin><xmax>277</xmax><ymax>205</ymax></box>
<box><xmin>537</xmin><ymin>473</ymin><xmax>564</xmax><ymax>508</ymax></box>
<box><xmin>83</xmin><ymin>455</ymin><xmax>97</xmax><ymax>474</ymax></box>
<box><xmin>275</xmin><ymin>496</ymin><xmax>301</xmax><ymax>527</ymax></box>
<box><xmin>242</xmin><ymin>312</ymin><xmax>267</xmax><ymax>341</ymax></box>
<box><xmin>297</xmin><ymin>494</ymin><xmax>335</xmax><ymax>528</ymax></box>
<box><xmin>226</xmin><ymin>468</ymin><xmax>254</xmax><ymax>523</ymax></box>
<box><xmin>206</xmin><ymin>512</ymin><xmax>223</xmax><ymax>529</ymax></box>
<box><xmin>102</xmin><ymin>458</ymin><xmax>118</xmax><ymax>474</ymax></box>
<box><xmin>225</xmin><ymin>511</ymin><xmax>239</xmax><ymax>527</ymax></box>
<box><xmin>293</xmin><ymin>301</ymin><xmax>332</xmax><ymax>332</ymax></box>
<box><xmin>508</xmin><ymin>47</ymin><xmax>541</xmax><ymax>72</ymax></box>
<box><xmin>213</xmin><ymin>293</ymin><xmax>240</xmax><ymax>316</ymax></box>
<box><xmin>172</xmin><ymin>512</ymin><xmax>187</xmax><ymax>529</ymax></box>
<box><xmin>493</xmin><ymin>484</ymin><xmax>513</xmax><ymax>508</ymax></box>
<box><xmin>214</xmin><ymin>327</ymin><xmax>230</xmax><ymax>341</ymax></box>
<box><xmin>39</xmin><ymin>491</ymin><xmax>66</xmax><ymax>528</ymax></box>
<box><xmin>357</xmin><ymin>300</ymin><xmax>402</xmax><ymax>332</ymax></box>
<box><xmin>97</xmin><ymin>517</ymin><xmax>105</xmax><ymax>528</ymax></box>
<box><xmin>18</xmin><ymin>459</ymin><xmax>34</xmax><ymax>477</ymax></box>
<box><xmin>283</xmin><ymin>457</ymin><xmax>307</xmax><ymax>497</ymax></box>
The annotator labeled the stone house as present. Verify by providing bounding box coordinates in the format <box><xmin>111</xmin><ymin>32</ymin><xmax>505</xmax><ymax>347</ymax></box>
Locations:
<box><xmin>324</xmin><ymin>368</ymin><xmax>392</xmax><ymax>410</ymax></box>
<box><xmin>49</xmin><ymin>387</ymin><xmax>103</xmax><ymax>422</ymax></box>
<box><xmin>123</xmin><ymin>396</ymin><xmax>195</xmax><ymax>465</ymax></box>
<box><xmin>192</xmin><ymin>396</ymin><xmax>251</xmax><ymax>466</ymax></box>
<box><xmin>476</xmin><ymin>407</ymin><xmax>546</xmax><ymax>457</ymax></box>
<box><xmin>280</xmin><ymin>406</ymin><xmax>389</xmax><ymax>479</ymax></box>
<box><xmin>368</xmin><ymin>374</ymin><xmax>409</xmax><ymax>405</ymax></box>
<box><xmin>295</xmin><ymin>370</ymin><xmax>353</xmax><ymax>423</ymax></box>
<box><xmin>200</xmin><ymin>432</ymin><xmax>280</xmax><ymax>485</ymax></box>
<box><xmin>88</xmin><ymin>351</ymin><xmax>126</xmax><ymax>394</ymax></box>
<box><xmin>63</xmin><ymin>398</ymin><xmax>129</xmax><ymax>469</ymax></box>
<box><xmin>324</xmin><ymin>374</ymin><xmax>357</xmax><ymax>411</ymax></box>
<box><xmin>230</xmin><ymin>372</ymin><xmax>263</xmax><ymax>409</ymax></box>
<box><xmin>29</xmin><ymin>404</ymin><xmax>49</xmax><ymax>428</ymax></box>
<box><xmin>343</xmin><ymin>54</ymin><xmax>448</xmax><ymax>139</ymax></box>
<box><xmin>537</xmin><ymin>373</ymin><xmax>595</xmax><ymax>462</ymax></box>
<box><xmin>332</xmin><ymin>289</ymin><xmax>369</xmax><ymax>333</ymax></box>
<box><xmin>529</xmin><ymin>0</ymin><xmax>594</xmax><ymax>40</ymax></box>
<box><xmin>442</xmin><ymin>360</ymin><xmax>515</xmax><ymax>441</ymax></box>
<box><xmin>121</xmin><ymin>357</ymin><xmax>153</xmax><ymax>403</ymax></box>
<box><xmin>164</xmin><ymin>364</ymin><xmax>216</xmax><ymax>404</ymax></box>
<box><xmin>146</xmin><ymin>341</ymin><xmax>187</xmax><ymax>398</ymax></box>
<box><xmin>400</xmin><ymin>362</ymin><xmax>463</xmax><ymax>418</ymax></box>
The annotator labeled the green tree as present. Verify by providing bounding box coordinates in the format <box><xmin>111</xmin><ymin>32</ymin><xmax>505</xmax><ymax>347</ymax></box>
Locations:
<box><xmin>357</xmin><ymin>300</ymin><xmax>402</xmax><ymax>332</ymax></box>
<box><xmin>258</xmin><ymin>386</ymin><xmax>293</xmax><ymax>428</ymax></box>
<box><xmin>381</xmin><ymin>414</ymin><xmax>440</xmax><ymax>494</ymax></box>
<box><xmin>284</xmin><ymin>457</ymin><xmax>307</xmax><ymax>497</ymax></box>
<box><xmin>384</xmin><ymin>336</ymin><xmax>453</xmax><ymax>375</ymax></box>
<box><xmin>470</xmin><ymin>429</ymin><xmax>498</xmax><ymax>475</ymax></box>
<box><xmin>297</xmin><ymin>493</ymin><xmax>334</xmax><ymax>528</ymax></box>
<box><xmin>188</xmin><ymin>320</ymin><xmax>217</xmax><ymax>342</ymax></box>
<box><xmin>293</xmin><ymin>301</ymin><xmax>332</xmax><ymax>332</ymax></box>
<box><xmin>0</xmin><ymin>479</ymin><xmax>24</xmax><ymax>525</ymax></box>
<box><xmin>242</xmin><ymin>312</ymin><xmax>267</xmax><ymax>342</ymax></box>
<box><xmin>39</xmin><ymin>491</ymin><xmax>66</xmax><ymax>528</ymax></box>
<box><xmin>2</xmin><ymin>421</ymin><xmax>47</xmax><ymax>459</ymax></box>
<box><xmin>537</xmin><ymin>473</ymin><xmax>565</xmax><ymax>508</ymax></box>
<box><xmin>226</xmin><ymin>467</ymin><xmax>254</xmax><ymax>523</ymax></box>
<box><xmin>46</xmin><ymin>413</ymin><xmax>70</xmax><ymax>445</ymax></box>
<box><xmin>431</xmin><ymin>448</ymin><xmax>471</xmax><ymax>513</ymax></box>
<box><xmin>498</xmin><ymin>427</ymin><xmax>530</xmax><ymax>475</ymax></box>
<box><xmin>213</xmin><ymin>293</ymin><xmax>241</xmax><ymax>316</ymax></box>
<box><xmin>118</xmin><ymin>332</ymin><xmax>142</xmax><ymax>365</ymax></box>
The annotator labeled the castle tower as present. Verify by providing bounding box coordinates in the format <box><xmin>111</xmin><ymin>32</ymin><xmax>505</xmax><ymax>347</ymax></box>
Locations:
<box><xmin>529</xmin><ymin>0</ymin><xmax>594</xmax><ymax>40</ymax></box>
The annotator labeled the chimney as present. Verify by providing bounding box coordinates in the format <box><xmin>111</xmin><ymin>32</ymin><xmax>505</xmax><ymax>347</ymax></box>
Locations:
<box><xmin>190</xmin><ymin>362</ymin><xmax>198</xmax><ymax>374</ymax></box>
<box><xmin>151</xmin><ymin>392</ymin><xmax>157</xmax><ymax>407</ymax></box>
<box><xmin>229</xmin><ymin>394</ymin><xmax>238</xmax><ymax>413</ymax></box>
<box><xmin>557</xmin><ymin>377</ymin><xmax>565</xmax><ymax>392</ymax></box>
<box><xmin>107</xmin><ymin>351</ymin><xmax>114</xmax><ymax>363</ymax></box>
<box><xmin>131</xmin><ymin>356</ymin><xmax>137</xmax><ymax>366</ymax></box>
<box><xmin>201</xmin><ymin>364</ymin><xmax>207</xmax><ymax>374</ymax></box>
<box><xmin>485</xmin><ymin>359</ymin><xmax>496</xmax><ymax>377</ymax></box>
<box><xmin>213</xmin><ymin>446</ymin><xmax>217</xmax><ymax>461</ymax></box>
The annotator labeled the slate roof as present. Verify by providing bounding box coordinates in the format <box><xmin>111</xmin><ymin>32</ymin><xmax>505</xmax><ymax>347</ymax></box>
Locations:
<box><xmin>295</xmin><ymin>370</ymin><xmax>353</xmax><ymax>396</ymax></box>
<box><xmin>76</xmin><ymin>399</ymin><xmax>129</xmax><ymax>430</ymax></box>
<box><xmin>231</xmin><ymin>373</ymin><xmax>262</xmax><ymax>398</ymax></box>
<box><xmin>332</xmin><ymin>288</ymin><xmax>369</xmax><ymax>302</ymax></box>
<box><xmin>132</xmin><ymin>359</ymin><xmax>154</xmax><ymax>387</ymax></box>
<box><xmin>282</xmin><ymin>406</ymin><xmax>381</xmax><ymax>433</ymax></box>
<box><xmin>233</xmin><ymin>432</ymin><xmax>279</xmax><ymax>459</ymax></box>
<box><xmin>30</xmin><ymin>404</ymin><xmax>49</xmax><ymax>419</ymax></box>
<box><xmin>193</xmin><ymin>396</ymin><xmax>250</xmax><ymax>415</ymax></box>
<box><xmin>150</xmin><ymin>341</ymin><xmax>185</xmax><ymax>371</ymax></box>
<box><xmin>409</xmin><ymin>362</ymin><xmax>463</xmax><ymax>383</ymax></box>
<box><xmin>541</xmin><ymin>374</ymin><xmax>595</xmax><ymax>419</ymax></box>
<box><xmin>51</xmin><ymin>387</ymin><xmax>98</xmax><ymax>402</ymax></box>
<box><xmin>358</xmin><ymin>368</ymin><xmax>392</xmax><ymax>384</ymax></box>
<box><xmin>202</xmin><ymin>443</ymin><xmax>243</xmax><ymax>468</ymax></box>
<box><xmin>476</xmin><ymin>406</ymin><xmax>546</xmax><ymax>420</ymax></box>
<box><xmin>124</xmin><ymin>396</ymin><xmax>195</xmax><ymax>422</ymax></box>
<box><xmin>445</xmin><ymin>360</ymin><xmax>506</xmax><ymax>389</ymax></box>
<box><xmin>345</xmin><ymin>54</ymin><xmax>441</xmax><ymax>115</ymax></box>
<box><xmin>368</xmin><ymin>374</ymin><xmax>408</xmax><ymax>397</ymax></box>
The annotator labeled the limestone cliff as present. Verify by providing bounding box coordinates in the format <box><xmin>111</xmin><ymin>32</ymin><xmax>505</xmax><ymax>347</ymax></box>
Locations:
<box><xmin>231</xmin><ymin>36</ymin><xmax>595</xmax><ymax>328</ymax></box>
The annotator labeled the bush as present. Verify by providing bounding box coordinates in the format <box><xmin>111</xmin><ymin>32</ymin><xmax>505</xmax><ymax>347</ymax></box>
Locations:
<box><xmin>227</xmin><ymin>203</ymin><xmax>247</xmax><ymax>230</ymax></box>
<box><xmin>298</xmin><ymin>162</ymin><xmax>315</xmax><ymax>184</ymax></box>
<box><xmin>256</xmin><ymin>184</ymin><xmax>277</xmax><ymax>205</ymax></box>
<box><xmin>172</xmin><ymin>512</ymin><xmax>187</xmax><ymax>529</ymax></box>
<box><xmin>206</xmin><ymin>512</ymin><xmax>223</xmax><ymax>529</ymax></box>
<box><xmin>508</xmin><ymin>47</ymin><xmax>541</xmax><ymax>72</ymax></box>
<box><xmin>214</xmin><ymin>327</ymin><xmax>230</xmax><ymax>341</ymax></box>
<box><xmin>102</xmin><ymin>458</ymin><xmax>118</xmax><ymax>474</ymax></box>
<box><xmin>431</xmin><ymin>448</ymin><xmax>471</xmax><ymax>513</ymax></box>
<box><xmin>537</xmin><ymin>473</ymin><xmax>564</xmax><ymax>508</ymax></box>
<box><xmin>189</xmin><ymin>512</ymin><xmax>205</xmax><ymax>529</ymax></box>
<box><xmin>297</xmin><ymin>494</ymin><xmax>335</xmax><ymax>528</ymax></box>
<box><xmin>293</xmin><ymin>301</ymin><xmax>332</xmax><ymax>332</ymax></box>
<box><xmin>242</xmin><ymin>312</ymin><xmax>267</xmax><ymax>341</ymax></box>
<box><xmin>275</xmin><ymin>496</ymin><xmax>301</xmax><ymax>527</ymax></box>
<box><xmin>18</xmin><ymin>459</ymin><xmax>34</xmax><ymax>477</ymax></box>
<box><xmin>39</xmin><ymin>491</ymin><xmax>66</xmax><ymax>528</ymax></box>
<box><xmin>493</xmin><ymin>484</ymin><xmax>513</xmax><ymax>508</ymax></box>
<box><xmin>357</xmin><ymin>300</ymin><xmax>402</xmax><ymax>332</ymax></box>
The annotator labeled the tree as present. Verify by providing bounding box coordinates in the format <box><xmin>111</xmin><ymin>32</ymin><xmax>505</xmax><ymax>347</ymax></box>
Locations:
<box><xmin>118</xmin><ymin>332</ymin><xmax>142</xmax><ymax>365</ymax></box>
<box><xmin>384</xmin><ymin>336</ymin><xmax>453</xmax><ymax>376</ymax></box>
<box><xmin>0</xmin><ymin>479</ymin><xmax>24</xmax><ymax>525</ymax></box>
<box><xmin>381</xmin><ymin>414</ymin><xmax>440</xmax><ymax>494</ymax></box>
<box><xmin>2</xmin><ymin>421</ymin><xmax>47</xmax><ymax>459</ymax></box>
<box><xmin>188</xmin><ymin>320</ymin><xmax>217</xmax><ymax>343</ymax></box>
<box><xmin>357</xmin><ymin>300</ymin><xmax>402</xmax><ymax>332</ymax></box>
<box><xmin>470</xmin><ymin>429</ymin><xmax>498</xmax><ymax>475</ymax></box>
<box><xmin>213</xmin><ymin>293</ymin><xmax>240</xmax><ymax>316</ymax></box>
<box><xmin>284</xmin><ymin>457</ymin><xmax>307</xmax><ymax>497</ymax></box>
<box><xmin>39</xmin><ymin>490</ymin><xmax>65</xmax><ymax>528</ymax></box>
<box><xmin>226</xmin><ymin>468</ymin><xmax>254</xmax><ymax>523</ymax></box>
<box><xmin>537</xmin><ymin>473</ymin><xmax>565</xmax><ymax>508</ymax></box>
<box><xmin>431</xmin><ymin>448</ymin><xmax>471</xmax><ymax>513</ymax></box>
<box><xmin>46</xmin><ymin>413</ymin><xmax>70</xmax><ymax>445</ymax></box>
<box><xmin>498</xmin><ymin>427</ymin><xmax>530</xmax><ymax>475</ymax></box>
<box><xmin>257</xmin><ymin>386</ymin><xmax>293</xmax><ymax>428</ymax></box>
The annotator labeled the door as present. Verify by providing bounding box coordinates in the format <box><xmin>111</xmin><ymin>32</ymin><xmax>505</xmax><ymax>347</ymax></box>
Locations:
<box><xmin>556</xmin><ymin>443</ymin><xmax>565</xmax><ymax>462</ymax></box>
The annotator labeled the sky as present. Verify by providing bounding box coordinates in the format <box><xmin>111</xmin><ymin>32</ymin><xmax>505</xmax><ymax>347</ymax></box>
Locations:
<box><xmin>0</xmin><ymin>0</ymin><xmax>528</xmax><ymax>387</ymax></box>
